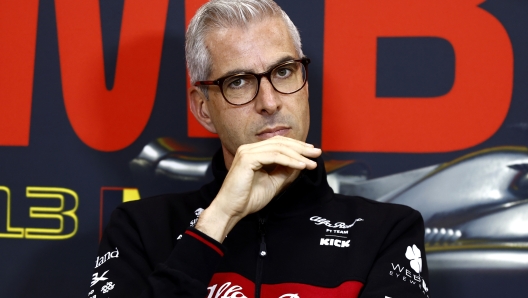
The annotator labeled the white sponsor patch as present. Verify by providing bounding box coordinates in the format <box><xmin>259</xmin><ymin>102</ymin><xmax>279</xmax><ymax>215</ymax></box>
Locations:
<box><xmin>207</xmin><ymin>282</ymin><xmax>247</xmax><ymax>298</ymax></box>
<box><xmin>388</xmin><ymin>244</ymin><xmax>429</xmax><ymax>297</ymax></box>
<box><xmin>91</xmin><ymin>270</ymin><xmax>109</xmax><ymax>287</ymax></box>
<box><xmin>319</xmin><ymin>238</ymin><xmax>350</xmax><ymax>247</ymax></box>
<box><xmin>310</xmin><ymin>216</ymin><xmax>363</xmax><ymax>229</ymax></box>
<box><xmin>405</xmin><ymin>244</ymin><xmax>423</xmax><ymax>274</ymax></box>
<box><xmin>190</xmin><ymin>208</ymin><xmax>204</xmax><ymax>227</ymax></box>
<box><xmin>94</xmin><ymin>247</ymin><xmax>119</xmax><ymax>268</ymax></box>
<box><xmin>207</xmin><ymin>282</ymin><xmax>301</xmax><ymax>298</ymax></box>
<box><xmin>101</xmin><ymin>281</ymin><xmax>115</xmax><ymax>293</ymax></box>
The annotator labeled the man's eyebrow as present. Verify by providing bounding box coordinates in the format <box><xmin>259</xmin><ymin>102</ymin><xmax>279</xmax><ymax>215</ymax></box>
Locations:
<box><xmin>218</xmin><ymin>55</ymin><xmax>297</xmax><ymax>78</ymax></box>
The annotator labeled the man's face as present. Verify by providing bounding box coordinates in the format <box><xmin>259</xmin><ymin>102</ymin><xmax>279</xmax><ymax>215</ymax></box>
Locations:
<box><xmin>202</xmin><ymin>17</ymin><xmax>310</xmax><ymax>166</ymax></box>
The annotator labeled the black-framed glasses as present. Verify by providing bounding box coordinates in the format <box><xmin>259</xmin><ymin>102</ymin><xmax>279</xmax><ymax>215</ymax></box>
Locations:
<box><xmin>194</xmin><ymin>58</ymin><xmax>310</xmax><ymax>106</ymax></box>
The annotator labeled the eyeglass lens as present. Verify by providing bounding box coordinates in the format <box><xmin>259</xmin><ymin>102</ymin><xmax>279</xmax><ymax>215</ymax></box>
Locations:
<box><xmin>222</xmin><ymin>61</ymin><xmax>307</xmax><ymax>105</ymax></box>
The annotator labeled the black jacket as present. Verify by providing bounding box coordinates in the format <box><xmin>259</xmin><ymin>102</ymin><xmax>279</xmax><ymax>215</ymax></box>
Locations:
<box><xmin>89</xmin><ymin>151</ymin><xmax>430</xmax><ymax>298</ymax></box>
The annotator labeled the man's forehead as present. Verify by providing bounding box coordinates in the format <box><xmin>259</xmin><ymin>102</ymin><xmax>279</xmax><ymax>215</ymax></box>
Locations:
<box><xmin>204</xmin><ymin>17</ymin><xmax>297</xmax><ymax>77</ymax></box>
<box><xmin>216</xmin><ymin>55</ymin><xmax>298</xmax><ymax>77</ymax></box>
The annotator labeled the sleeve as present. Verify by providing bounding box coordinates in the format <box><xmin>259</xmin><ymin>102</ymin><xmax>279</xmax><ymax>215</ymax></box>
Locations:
<box><xmin>359</xmin><ymin>208</ymin><xmax>431</xmax><ymax>298</ymax></box>
<box><xmin>87</xmin><ymin>207</ymin><xmax>225</xmax><ymax>298</ymax></box>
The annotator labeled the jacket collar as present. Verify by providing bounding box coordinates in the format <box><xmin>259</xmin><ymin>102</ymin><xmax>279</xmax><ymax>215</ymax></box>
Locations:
<box><xmin>201</xmin><ymin>149</ymin><xmax>334</xmax><ymax>217</ymax></box>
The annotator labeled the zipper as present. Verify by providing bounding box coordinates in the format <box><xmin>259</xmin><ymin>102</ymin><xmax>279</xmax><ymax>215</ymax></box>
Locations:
<box><xmin>254</xmin><ymin>183</ymin><xmax>294</xmax><ymax>298</ymax></box>
<box><xmin>255</xmin><ymin>215</ymin><xmax>267</xmax><ymax>298</ymax></box>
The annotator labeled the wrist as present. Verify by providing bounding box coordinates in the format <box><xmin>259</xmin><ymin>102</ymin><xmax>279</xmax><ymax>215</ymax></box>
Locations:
<box><xmin>195</xmin><ymin>202</ymin><xmax>241</xmax><ymax>243</ymax></box>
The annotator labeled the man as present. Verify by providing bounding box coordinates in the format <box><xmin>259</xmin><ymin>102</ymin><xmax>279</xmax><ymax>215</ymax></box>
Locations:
<box><xmin>90</xmin><ymin>0</ymin><xmax>430</xmax><ymax>297</ymax></box>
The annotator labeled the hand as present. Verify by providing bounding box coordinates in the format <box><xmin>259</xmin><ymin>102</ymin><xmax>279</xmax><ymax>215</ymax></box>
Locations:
<box><xmin>195</xmin><ymin>136</ymin><xmax>322</xmax><ymax>242</ymax></box>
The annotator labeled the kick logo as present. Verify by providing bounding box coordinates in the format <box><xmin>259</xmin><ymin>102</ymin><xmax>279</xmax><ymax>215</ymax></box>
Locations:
<box><xmin>389</xmin><ymin>244</ymin><xmax>429</xmax><ymax>297</ymax></box>
<box><xmin>320</xmin><ymin>238</ymin><xmax>350</xmax><ymax>248</ymax></box>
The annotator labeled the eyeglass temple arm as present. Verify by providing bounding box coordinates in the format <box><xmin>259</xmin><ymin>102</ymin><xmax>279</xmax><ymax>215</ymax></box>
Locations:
<box><xmin>194</xmin><ymin>80</ymin><xmax>217</xmax><ymax>86</ymax></box>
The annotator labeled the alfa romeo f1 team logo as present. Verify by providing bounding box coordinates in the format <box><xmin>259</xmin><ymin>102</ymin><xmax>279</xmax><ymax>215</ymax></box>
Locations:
<box><xmin>311</xmin><ymin>215</ymin><xmax>363</xmax><ymax>248</ymax></box>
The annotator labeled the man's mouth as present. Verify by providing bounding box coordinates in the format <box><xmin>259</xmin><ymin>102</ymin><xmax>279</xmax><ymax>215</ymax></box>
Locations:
<box><xmin>256</xmin><ymin>126</ymin><xmax>291</xmax><ymax>139</ymax></box>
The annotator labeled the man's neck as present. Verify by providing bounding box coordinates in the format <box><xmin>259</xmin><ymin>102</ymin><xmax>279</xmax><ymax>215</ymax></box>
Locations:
<box><xmin>221</xmin><ymin>146</ymin><xmax>235</xmax><ymax>170</ymax></box>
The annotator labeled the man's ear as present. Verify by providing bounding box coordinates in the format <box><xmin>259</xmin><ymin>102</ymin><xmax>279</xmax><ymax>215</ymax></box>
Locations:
<box><xmin>189</xmin><ymin>87</ymin><xmax>217</xmax><ymax>133</ymax></box>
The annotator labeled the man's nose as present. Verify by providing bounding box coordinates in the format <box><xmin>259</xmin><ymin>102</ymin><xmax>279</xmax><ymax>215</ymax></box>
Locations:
<box><xmin>254</xmin><ymin>77</ymin><xmax>282</xmax><ymax>115</ymax></box>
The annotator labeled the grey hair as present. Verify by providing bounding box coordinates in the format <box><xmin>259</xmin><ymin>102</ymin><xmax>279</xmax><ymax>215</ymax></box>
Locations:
<box><xmin>185</xmin><ymin>0</ymin><xmax>304</xmax><ymax>88</ymax></box>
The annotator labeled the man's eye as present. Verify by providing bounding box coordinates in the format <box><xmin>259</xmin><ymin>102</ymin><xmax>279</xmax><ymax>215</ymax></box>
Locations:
<box><xmin>226</xmin><ymin>76</ymin><xmax>252</xmax><ymax>89</ymax></box>
<box><xmin>275</xmin><ymin>67</ymin><xmax>293</xmax><ymax>78</ymax></box>
<box><xmin>230</xmin><ymin>78</ymin><xmax>244</xmax><ymax>87</ymax></box>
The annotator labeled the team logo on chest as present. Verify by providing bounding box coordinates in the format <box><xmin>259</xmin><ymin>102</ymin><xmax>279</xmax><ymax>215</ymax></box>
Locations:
<box><xmin>310</xmin><ymin>216</ymin><xmax>364</xmax><ymax>229</ymax></box>
<box><xmin>310</xmin><ymin>215</ymin><xmax>364</xmax><ymax>248</ymax></box>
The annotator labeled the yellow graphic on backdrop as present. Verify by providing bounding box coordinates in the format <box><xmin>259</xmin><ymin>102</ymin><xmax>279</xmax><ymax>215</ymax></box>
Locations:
<box><xmin>0</xmin><ymin>186</ymin><xmax>24</xmax><ymax>238</ymax></box>
<box><xmin>25</xmin><ymin>187</ymin><xmax>79</xmax><ymax>240</ymax></box>
<box><xmin>122</xmin><ymin>188</ymin><xmax>140</xmax><ymax>202</ymax></box>
<box><xmin>0</xmin><ymin>186</ymin><xmax>78</xmax><ymax>240</ymax></box>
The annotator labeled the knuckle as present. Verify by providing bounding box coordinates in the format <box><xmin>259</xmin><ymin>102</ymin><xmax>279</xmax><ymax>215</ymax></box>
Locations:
<box><xmin>235</xmin><ymin>147</ymin><xmax>250</xmax><ymax>162</ymax></box>
<box><xmin>271</xmin><ymin>152</ymin><xmax>281</xmax><ymax>163</ymax></box>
